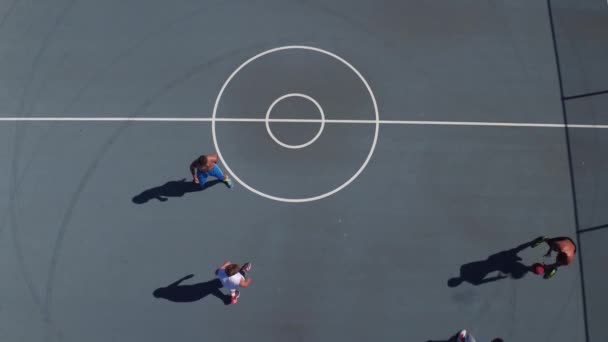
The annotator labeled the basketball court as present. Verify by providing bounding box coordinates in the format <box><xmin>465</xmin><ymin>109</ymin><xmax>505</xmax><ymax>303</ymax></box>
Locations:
<box><xmin>1</xmin><ymin>1</ymin><xmax>607</xmax><ymax>341</ymax></box>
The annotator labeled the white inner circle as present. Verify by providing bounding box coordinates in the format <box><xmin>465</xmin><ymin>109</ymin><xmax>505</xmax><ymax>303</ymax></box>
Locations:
<box><xmin>212</xmin><ymin>45</ymin><xmax>380</xmax><ymax>203</ymax></box>
<box><xmin>265</xmin><ymin>93</ymin><xmax>325</xmax><ymax>150</ymax></box>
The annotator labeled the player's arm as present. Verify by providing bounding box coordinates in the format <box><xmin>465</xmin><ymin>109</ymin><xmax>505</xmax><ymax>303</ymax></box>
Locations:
<box><xmin>556</xmin><ymin>252</ymin><xmax>570</xmax><ymax>266</ymax></box>
<box><xmin>170</xmin><ymin>274</ymin><xmax>194</xmax><ymax>287</ymax></box>
<box><xmin>544</xmin><ymin>241</ymin><xmax>559</xmax><ymax>257</ymax></box>
<box><xmin>190</xmin><ymin>160</ymin><xmax>199</xmax><ymax>181</ymax></box>
<box><xmin>239</xmin><ymin>277</ymin><xmax>252</xmax><ymax>288</ymax></box>
<box><xmin>218</xmin><ymin>261</ymin><xmax>231</xmax><ymax>269</ymax></box>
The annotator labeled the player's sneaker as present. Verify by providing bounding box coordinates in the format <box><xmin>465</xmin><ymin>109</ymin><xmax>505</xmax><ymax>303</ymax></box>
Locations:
<box><xmin>231</xmin><ymin>290</ymin><xmax>240</xmax><ymax>304</ymax></box>
<box><xmin>241</xmin><ymin>262</ymin><xmax>252</xmax><ymax>273</ymax></box>
<box><xmin>224</xmin><ymin>178</ymin><xmax>233</xmax><ymax>189</ymax></box>
<box><xmin>545</xmin><ymin>268</ymin><xmax>557</xmax><ymax>279</ymax></box>
<box><xmin>532</xmin><ymin>236</ymin><xmax>546</xmax><ymax>248</ymax></box>
<box><xmin>457</xmin><ymin>330</ymin><xmax>467</xmax><ymax>342</ymax></box>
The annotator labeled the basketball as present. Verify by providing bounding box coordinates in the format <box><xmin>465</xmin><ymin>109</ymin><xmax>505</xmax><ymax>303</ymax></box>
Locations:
<box><xmin>532</xmin><ymin>263</ymin><xmax>545</xmax><ymax>275</ymax></box>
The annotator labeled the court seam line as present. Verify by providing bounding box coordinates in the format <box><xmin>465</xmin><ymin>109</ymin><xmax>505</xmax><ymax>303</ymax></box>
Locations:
<box><xmin>563</xmin><ymin>89</ymin><xmax>608</xmax><ymax>101</ymax></box>
<box><xmin>547</xmin><ymin>1</ymin><xmax>589</xmax><ymax>342</ymax></box>
<box><xmin>1</xmin><ymin>117</ymin><xmax>608</xmax><ymax>128</ymax></box>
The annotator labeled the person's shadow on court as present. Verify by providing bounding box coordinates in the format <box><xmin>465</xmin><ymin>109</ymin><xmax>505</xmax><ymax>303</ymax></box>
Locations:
<box><xmin>153</xmin><ymin>274</ymin><xmax>230</xmax><ymax>305</ymax></box>
<box><xmin>132</xmin><ymin>178</ymin><xmax>222</xmax><ymax>204</ymax></box>
<box><xmin>447</xmin><ymin>239</ymin><xmax>537</xmax><ymax>287</ymax></box>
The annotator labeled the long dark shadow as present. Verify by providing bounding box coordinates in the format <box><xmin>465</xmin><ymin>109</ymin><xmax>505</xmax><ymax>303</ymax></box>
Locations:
<box><xmin>153</xmin><ymin>274</ymin><xmax>230</xmax><ymax>305</ymax></box>
<box><xmin>132</xmin><ymin>178</ymin><xmax>223</xmax><ymax>204</ymax></box>
<box><xmin>563</xmin><ymin>89</ymin><xmax>608</xmax><ymax>101</ymax></box>
<box><xmin>447</xmin><ymin>239</ymin><xmax>536</xmax><ymax>287</ymax></box>
<box><xmin>547</xmin><ymin>1</ymin><xmax>589</xmax><ymax>341</ymax></box>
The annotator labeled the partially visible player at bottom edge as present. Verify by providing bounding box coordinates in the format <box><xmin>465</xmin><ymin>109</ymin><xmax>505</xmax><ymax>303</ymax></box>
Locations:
<box><xmin>531</xmin><ymin>235</ymin><xmax>576</xmax><ymax>279</ymax></box>
<box><xmin>215</xmin><ymin>261</ymin><xmax>252</xmax><ymax>304</ymax></box>
<box><xmin>457</xmin><ymin>329</ymin><xmax>503</xmax><ymax>342</ymax></box>
<box><xmin>190</xmin><ymin>153</ymin><xmax>233</xmax><ymax>188</ymax></box>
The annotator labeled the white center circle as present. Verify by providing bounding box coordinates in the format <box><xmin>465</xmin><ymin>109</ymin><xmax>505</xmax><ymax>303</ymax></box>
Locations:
<box><xmin>265</xmin><ymin>93</ymin><xmax>325</xmax><ymax>149</ymax></box>
<box><xmin>212</xmin><ymin>45</ymin><xmax>380</xmax><ymax>203</ymax></box>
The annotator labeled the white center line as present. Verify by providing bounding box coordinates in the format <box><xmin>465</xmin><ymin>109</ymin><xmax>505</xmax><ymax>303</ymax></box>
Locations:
<box><xmin>0</xmin><ymin>116</ymin><xmax>607</xmax><ymax>128</ymax></box>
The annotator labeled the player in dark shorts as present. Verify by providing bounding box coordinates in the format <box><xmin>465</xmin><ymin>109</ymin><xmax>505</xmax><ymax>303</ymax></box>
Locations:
<box><xmin>189</xmin><ymin>153</ymin><xmax>233</xmax><ymax>188</ymax></box>
<box><xmin>532</xmin><ymin>236</ymin><xmax>576</xmax><ymax>278</ymax></box>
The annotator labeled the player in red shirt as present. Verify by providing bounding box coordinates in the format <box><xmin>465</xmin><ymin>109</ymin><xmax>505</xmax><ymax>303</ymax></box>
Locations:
<box><xmin>532</xmin><ymin>236</ymin><xmax>576</xmax><ymax>278</ymax></box>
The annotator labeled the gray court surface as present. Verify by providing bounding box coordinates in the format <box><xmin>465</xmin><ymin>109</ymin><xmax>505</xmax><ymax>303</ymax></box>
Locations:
<box><xmin>1</xmin><ymin>1</ymin><xmax>607</xmax><ymax>341</ymax></box>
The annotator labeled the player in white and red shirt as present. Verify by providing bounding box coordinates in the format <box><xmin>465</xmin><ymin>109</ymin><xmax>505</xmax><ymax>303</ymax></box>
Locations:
<box><xmin>215</xmin><ymin>261</ymin><xmax>252</xmax><ymax>304</ymax></box>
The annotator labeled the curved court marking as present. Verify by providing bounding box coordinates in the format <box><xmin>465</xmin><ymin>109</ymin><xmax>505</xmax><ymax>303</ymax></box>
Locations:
<box><xmin>211</xmin><ymin>45</ymin><xmax>380</xmax><ymax>203</ymax></box>
<box><xmin>264</xmin><ymin>93</ymin><xmax>325</xmax><ymax>149</ymax></box>
<box><xmin>2</xmin><ymin>117</ymin><xmax>608</xmax><ymax>129</ymax></box>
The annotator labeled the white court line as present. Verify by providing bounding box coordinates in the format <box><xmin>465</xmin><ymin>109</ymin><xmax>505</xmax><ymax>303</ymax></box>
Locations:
<box><xmin>264</xmin><ymin>94</ymin><xmax>326</xmax><ymax>149</ymax></box>
<box><xmin>0</xmin><ymin>116</ymin><xmax>608</xmax><ymax>128</ymax></box>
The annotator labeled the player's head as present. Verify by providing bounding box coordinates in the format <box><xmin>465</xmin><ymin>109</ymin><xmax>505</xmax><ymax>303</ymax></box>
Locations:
<box><xmin>225</xmin><ymin>264</ymin><xmax>240</xmax><ymax>277</ymax></box>
<box><xmin>490</xmin><ymin>339</ymin><xmax>503</xmax><ymax>342</ymax></box>
<box><xmin>198</xmin><ymin>155</ymin><xmax>208</xmax><ymax>165</ymax></box>
<box><xmin>447</xmin><ymin>277</ymin><xmax>463</xmax><ymax>287</ymax></box>
<box><xmin>153</xmin><ymin>288</ymin><xmax>165</xmax><ymax>298</ymax></box>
